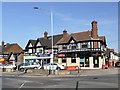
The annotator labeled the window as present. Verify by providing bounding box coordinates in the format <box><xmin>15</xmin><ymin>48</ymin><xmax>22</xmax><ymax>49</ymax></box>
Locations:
<box><xmin>85</xmin><ymin>57</ymin><xmax>89</xmax><ymax>67</ymax></box>
<box><xmin>62</xmin><ymin>45</ymin><xmax>67</xmax><ymax>49</ymax></box>
<box><xmin>29</xmin><ymin>49</ymin><xmax>32</xmax><ymax>53</ymax></box>
<box><xmin>88</xmin><ymin>42</ymin><xmax>91</xmax><ymax>48</ymax></box>
<box><xmin>69</xmin><ymin>43</ymin><xmax>77</xmax><ymax>49</ymax></box>
<box><xmin>36</xmin><ymin>48</ymin><xmax>42</xmax><ymax>53</ymax></box>
<box><xmin>71</xmin><ymin>58</ymin><xmax>76</xmax><ymax>63</ymax></box>
<box><xmin>80</xmin><ymin>57</ymin><xmax>85</xmax><ymax>67</ymax></box>
<box><xmin>80</xmin><ymin>57</ymin><xmax>89</xmax><ymax>67</ymax></box>
<box><xmin>82</xmin><ymin>44</ymin><xmax>88</xmax><ymax>48</ymax></box>
<box><xmin>62</xmin><ymin>58</ymin><xmax>66</xmax><ymax>63</ymax></box>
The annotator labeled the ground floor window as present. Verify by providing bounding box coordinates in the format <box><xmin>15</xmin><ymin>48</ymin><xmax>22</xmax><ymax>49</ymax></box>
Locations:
<box><xmin>85</xmin><ymin>57</ymin><xmax>89</xmax><ymax>67</ymax></box>
<box><xmin>71</xmin><ymin>58</ymin><xmax>76</xmax><ymax>63</ymax></box>
<box><xmin>62</xmin><ymin>58</ymin><xmax>66</xmax><ymax>63</ymax></box>
<box><xmin>93</xmin><ymin>57</ymin><xmax>99</xmax><ymax>67</ymax></box>
<box><xmin>25</xmin><ymin>59</ymin><xmax>36</xmax><ymax>64</ymax></box>
<box><xmin>80</xmin><ymin>57</ymin><xmax>89</xmax><ymax>67</ymax></box>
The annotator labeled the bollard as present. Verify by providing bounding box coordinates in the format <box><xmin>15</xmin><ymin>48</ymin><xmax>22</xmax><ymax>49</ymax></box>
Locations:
<box><xmin>24</xmin><ymin>69</ymin><xmax>28</xmax><ymax>73</ymax></box>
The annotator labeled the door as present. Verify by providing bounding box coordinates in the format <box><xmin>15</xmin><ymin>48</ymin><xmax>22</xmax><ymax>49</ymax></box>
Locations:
<box><xmin>93</xmin><ymin>57</ymin><xmax>99</xmax><ymax>67</ymax></box>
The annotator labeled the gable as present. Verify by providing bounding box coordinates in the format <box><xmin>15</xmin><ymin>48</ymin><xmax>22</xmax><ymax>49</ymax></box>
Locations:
<box><xmin>36</xmin><ymin>42</ymin><xmax>41</xmax><ymax>47</ymax></box>
<box><xmin>68</xmin><ymin>36</ymin><xmax>77</xmax><ymax>44</ymax></box>
<box><xmin>9</xmin><ymin>53</ymin><xmax>15</xmax><ymax>61</ymax></box>
<box><xmin>28</xmin><ymin>43</ymin><xmax>33</xmax><ymax>47</ymax></box>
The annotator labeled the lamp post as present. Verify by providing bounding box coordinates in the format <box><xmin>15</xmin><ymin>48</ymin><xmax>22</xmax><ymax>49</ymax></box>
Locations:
<box><xmin>33</xmin><ymin>7</ymin><xmax>54</xmax><ymax>74</ymax></box>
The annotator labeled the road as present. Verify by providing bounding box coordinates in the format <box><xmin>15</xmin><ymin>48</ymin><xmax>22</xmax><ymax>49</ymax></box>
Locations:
<box><xmin>1</xmin><ymin>68</ymin><xmax>119</xmax><ymax>90</ymax></box>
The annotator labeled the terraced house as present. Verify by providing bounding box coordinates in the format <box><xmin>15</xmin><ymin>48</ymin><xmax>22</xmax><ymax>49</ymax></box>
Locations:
<box><xmin>24</xmin><ymin>20</ymin><xmax>107</xmax><ymax>70</ymax></box>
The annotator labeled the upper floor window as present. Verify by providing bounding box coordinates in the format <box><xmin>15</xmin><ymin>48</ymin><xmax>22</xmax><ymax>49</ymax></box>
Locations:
<box><xmin>36</xmin><ymin>48</ymin><xmax>42</xmax><ymax>53</ymax></box>
<box><xmin>62</xmin><ymin>45</ymin><xmax>67</xmax><ymax>50</ymax></box>
<box><xmin>69</xmin><ymin>43</ymin><xmax>77</xmax><ymax>49</ymax></box>
<box><xmin>81</xmin><ymin>42</ymin><xmax>88</xmax><ymax>48</ymax></box>
<box><xmin>28</xmin><ymin>49</ymin><xmax>32</xmax><ymax>53</ymax></box>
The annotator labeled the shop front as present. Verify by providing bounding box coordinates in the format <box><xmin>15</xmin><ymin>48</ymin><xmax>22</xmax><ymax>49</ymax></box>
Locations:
<box><xmin>24</xmin><ymin>54</ymin><xmax>53</xmax><ymax>66</ymax></box>
<box><xmin>58</xmin><ymin>52</ymin><xmax>105</xmax><ymax>70</ymax></box>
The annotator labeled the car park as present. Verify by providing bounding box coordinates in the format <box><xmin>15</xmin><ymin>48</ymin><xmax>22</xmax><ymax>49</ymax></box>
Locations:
<box><xmin>19</xmin><ymin>62</ymin><xmax>41</xmax><ymax>71</ymax></box>
<box><xmin>43</xmin><ymin>63</ymin><xmax>65</xmax><ymax>70</ymax></box>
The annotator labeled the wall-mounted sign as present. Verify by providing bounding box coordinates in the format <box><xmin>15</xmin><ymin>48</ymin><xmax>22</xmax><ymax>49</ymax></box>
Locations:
<box><xmin>9</xmin><ymin>54</ymin><xmax>15</xmax><ymax>61</ymax></box>
<box><xmin>37</xmin><ymin>54</ymin><xmax>51</xmax><ymax>57</ymax></box>
<box><xmin>58</xmin><ymin>54</ymin><xmax>65</xmax><ymax>57</ymax></box>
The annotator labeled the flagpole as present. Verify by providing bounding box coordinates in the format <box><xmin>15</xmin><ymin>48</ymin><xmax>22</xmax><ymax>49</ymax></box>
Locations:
<box><xmin>51</xmin><ymin>11</ymin><xmax>54</xmax><ymax>74</ymax></box>
<box><xmin>51</xmin><ymin>11</ymin><xmax>53</xmax><ymax>62</ymax></box>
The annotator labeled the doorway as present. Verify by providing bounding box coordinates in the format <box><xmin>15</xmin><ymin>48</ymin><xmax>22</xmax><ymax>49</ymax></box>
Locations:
<box><xmin>93</xmin><ymin>57</ymin><xmax>99</xmax><ymax>67</ymax></box>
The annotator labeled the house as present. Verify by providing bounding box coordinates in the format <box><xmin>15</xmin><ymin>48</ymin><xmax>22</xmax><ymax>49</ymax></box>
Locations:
<box><xmin>24</xmin><ymin>32</ymin><xmax>63</xmax><ymax>65</ymax></box>
<box><xmin>109</xmin><ymin>49</ymin><xmax>119</xmax><ymax>67</ymax></box>
<box><xmin>56</xmin><ymin>21</ymin><xmax>107</xmax><ymax>70</ymax></box>
<box><xmin>0</xmin><ymin>41</ymin><xmax>23</xmax><ymax>65</ymax></box>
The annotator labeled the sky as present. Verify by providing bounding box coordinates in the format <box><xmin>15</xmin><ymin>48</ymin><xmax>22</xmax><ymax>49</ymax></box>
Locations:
<box><xmin>2</xmin><ymin>2</ymin><xmax>118</xmax><ymax>52</ymax></box>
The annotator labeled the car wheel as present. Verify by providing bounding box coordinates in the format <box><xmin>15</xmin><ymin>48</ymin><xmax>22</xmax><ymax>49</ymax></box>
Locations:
<box><xmin>34</xmin><ymin>67</ymin><xmax>37</xmax><ymax>69</ymax></box>
<box><xmin>20</xmin><ymin>68</ymin><xmax>24</xmax><ymax>72</ymax></box>
<box><xmin>58</xmin><ymin>67</ymin><xmax>61</xmax><ymax>70</ymax></box>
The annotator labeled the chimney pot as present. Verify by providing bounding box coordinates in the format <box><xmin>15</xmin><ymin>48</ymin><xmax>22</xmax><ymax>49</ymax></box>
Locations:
<box><xmin>91</xmin><ymin>20</ymin><xmax>98</xmax><ymax>39</ymax></box>
<box><xmin>2</xmin><ymin>41</ymin><xmax>4</xmax><ymax>48</ymax></box>
<box><xmin>63</xmin><ymin>29</ymin><xmax>68</xmax><ymax>38</ymax></box>
<box><xmin>44</xmin><ymin>31</ymin><xmax>48</xmax><ymax>39</ymax></box>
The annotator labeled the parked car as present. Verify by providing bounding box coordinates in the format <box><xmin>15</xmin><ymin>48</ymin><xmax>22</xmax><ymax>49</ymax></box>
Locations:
<box><xmin>102</xmin><ymin>64</ymin><xmax>108</xmax><ymax>69</ymax></box>
<box><xmin>43</xmin><ymin>63</ymin><xmax>65</xmax><ymax>70</ymax></box>
<box><xmin>19</xmin><ymin>62</ymin><xmax>41</xmax><ymax>71</ymax></box>
<box><xmin>115</xmin><ymin>61</ymin><xmax>120</xmax><ymax>67</ymax></box>
<box><xmin>0</xmin><ymin>64</ymin><xmax>17</xmax><ymax>70</ymax></box>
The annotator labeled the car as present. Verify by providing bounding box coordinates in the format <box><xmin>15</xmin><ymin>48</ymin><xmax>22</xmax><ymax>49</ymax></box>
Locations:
<box><xmin>102</xmin><ymin>64</ymin><xmax>108</xmax><ymax>69</ymax></box>
<box><xmin>19</xmin><ymin>62</ymin><xmax>41</xmax><ymax>71</ymax></box>
<box><xmin>43</xmin><ymin>63</ymin><xmax>65</xmax><ymax>70</ymax></box>
<box><xmin>115</xmin><ymin>62</ymin><xmax>120</xmax><ymax>67</ymax></box>
<box><xmin>0</xmin><ymin>64</ymin><xmax>16</xmax><ymax>69</ymax></box>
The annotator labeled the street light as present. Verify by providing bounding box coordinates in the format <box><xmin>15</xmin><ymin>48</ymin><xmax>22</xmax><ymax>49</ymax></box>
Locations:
<box><xmin>33</xmin><ymin>7</ymin><xmax>54</xmax><ymax>74</ymax></box>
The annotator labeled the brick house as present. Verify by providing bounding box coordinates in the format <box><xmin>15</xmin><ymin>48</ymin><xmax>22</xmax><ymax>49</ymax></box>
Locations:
<box><xmin>0</xmin><ymin>41</ymin><xmax>23</xmax><ymax>65</ymax></box>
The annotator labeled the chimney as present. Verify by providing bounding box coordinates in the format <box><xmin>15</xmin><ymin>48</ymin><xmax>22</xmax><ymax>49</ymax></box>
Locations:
<box><xmin>44</xmin><ymin>31</ymin><xmax>48</xmax><ymax>39</ymax></box>
<box><xmin>91</xmin><ymin>20</ymin><xmax>98</xmax><ymax>39</ymax></box>
<box><xmin>63</xmin><ymin>29</ymin><xmax>68</xmax><ymax>38</ymax></box>
<box><xmin>2</xmin><ymin>41</ymin><xmax>4</xmax><ymax>48</ymax></box>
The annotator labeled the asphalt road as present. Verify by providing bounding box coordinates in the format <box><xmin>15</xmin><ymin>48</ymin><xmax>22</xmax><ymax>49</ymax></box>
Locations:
<box><xmin>1</xmin><ymin>68</ymin><xmax>119</xmax><ymax>90</ymax></box>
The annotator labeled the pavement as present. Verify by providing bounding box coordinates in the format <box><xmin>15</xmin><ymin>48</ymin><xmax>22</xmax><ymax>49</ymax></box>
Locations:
<box><xmin>1</xmin><ymin>67</ymin><xmax>119</xmax><ymax>77</ymax></box>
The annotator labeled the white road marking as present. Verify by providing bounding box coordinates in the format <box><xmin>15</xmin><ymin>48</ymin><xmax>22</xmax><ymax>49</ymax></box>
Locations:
<box><xmin>19</xmin><ymin>81</ymin><xmax>26</xmax><ymax>89</ymax></box>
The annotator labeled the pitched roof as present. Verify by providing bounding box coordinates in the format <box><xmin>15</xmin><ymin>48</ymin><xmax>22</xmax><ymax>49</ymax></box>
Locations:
<box><xmin>36</xmin><ymin>34</ymin><xmax>63</xmax><ymax>48</ymax></box>
<box><xmin>72</xmin><ymin>31</ymin><xmax>92</xmax><ymax>42</ymax></box>
<box><xmin>57</xmin><ymin>31</ymin><xmax>91</xmax><ymax>44</ymax></box>
<box><xmin>25</xmin><ymin>39</ymin><xmax>37</xmax><ymax>49</ymax></box>
<box><xmin>2</xmin><ymin>43</ymin><xmax>23</xmax><ymax>54</ymax></box>
<box><xmin>57</xmin><ymin>30</ymin><xmax>106</xmax><ymax>45</ymax></box>
<box><xmin>30</xmin><ymin>40</ymin><xmax>36</xmax><ymax>46</ymax></box>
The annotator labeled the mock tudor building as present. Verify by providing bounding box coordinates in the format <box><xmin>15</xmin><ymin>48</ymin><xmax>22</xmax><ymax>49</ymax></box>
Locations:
<box><xmin>24</xmin><ymin>32</ymin><xmax>63</xmax><ymax>65</ymax></box>
<box><xmin>57</xmin><ymin>21</ymin><xmax>107</xmax><ymax>70</ymax></box>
